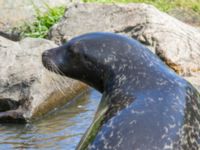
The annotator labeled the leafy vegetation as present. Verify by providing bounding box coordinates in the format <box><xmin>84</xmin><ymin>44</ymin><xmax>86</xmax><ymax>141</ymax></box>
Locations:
<box><xmin>19</xmin><ymin>5</ymin><xmax>65</xmax><ymax>38</ymax></box>
<box><xmin>82</xmin><ymin>0</ymin><xmax>200</xmax><ymax>13</ymax></box>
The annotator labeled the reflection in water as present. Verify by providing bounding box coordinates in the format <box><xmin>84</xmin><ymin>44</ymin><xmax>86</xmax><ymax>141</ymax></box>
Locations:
<box><xmin>0</xmin><ymin>89</ymin><xmax>101</xmax><ymax>150</ymax></box>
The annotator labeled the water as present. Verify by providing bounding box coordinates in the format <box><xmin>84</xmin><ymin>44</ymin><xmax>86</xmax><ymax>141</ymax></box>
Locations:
<box><xmin>0</xmin><ymin>89</ymin><xmax>101</xmax><ymax>150</ymax></box>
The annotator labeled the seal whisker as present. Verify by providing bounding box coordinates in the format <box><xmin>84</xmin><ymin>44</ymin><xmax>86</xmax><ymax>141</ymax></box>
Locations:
<box><xmin>48</xmin><ymin>72</ymin><xmax>66</xmax><ymax>96</ymax></box>
<box><xmin>50</xmin><ymin>60</ymin><xmax>65</xmax><ymax>76</ymax></box>
<box><xmin>44</xmin><ymin>60</ymin><xmax>67</xmax><ymax>96</ymax></box>
<box><xmin>49</xmin><ymin>60</ymin><xmax>76</xmax><ymax>94</ymax></box>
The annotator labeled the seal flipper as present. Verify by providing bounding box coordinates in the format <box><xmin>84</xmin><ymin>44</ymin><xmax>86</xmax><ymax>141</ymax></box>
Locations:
<box><xmin>77</xmin><ymin>94</ymin><xmax>109</xmax><ymax>150</ymax></box>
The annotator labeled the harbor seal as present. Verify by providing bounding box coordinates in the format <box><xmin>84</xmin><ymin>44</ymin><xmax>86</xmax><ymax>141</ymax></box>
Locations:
<box><xmin>42</xmin><ymin>32</ymin><xmax>200</xmax><ymax>150</ymax></box>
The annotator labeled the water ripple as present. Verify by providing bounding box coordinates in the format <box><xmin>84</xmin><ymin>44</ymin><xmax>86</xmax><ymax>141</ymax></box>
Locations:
<box><xmin>0</xmin><ymin>89</ymin><xmax>101</xmax><ymax>150</ymax></box>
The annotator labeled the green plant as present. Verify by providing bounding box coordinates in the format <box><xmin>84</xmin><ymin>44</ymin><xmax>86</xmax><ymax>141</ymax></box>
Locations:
<box><xmin>20</xmin><ymin>5</ymin><xmax>65</xmax><ymax>38</ymax></box>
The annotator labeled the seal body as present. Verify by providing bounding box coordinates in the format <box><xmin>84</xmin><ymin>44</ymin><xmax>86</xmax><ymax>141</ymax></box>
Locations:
<box><xmin>42</xmin><ymin>32</ymin><xmax>200</xmax><ymax>150</ymax></box>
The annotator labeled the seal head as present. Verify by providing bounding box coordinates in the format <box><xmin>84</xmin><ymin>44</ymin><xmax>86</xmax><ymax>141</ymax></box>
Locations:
<box><xmin>42</xmin><ymin>34</ymin><xmax>114</xmax><ymax>92</ymax></box>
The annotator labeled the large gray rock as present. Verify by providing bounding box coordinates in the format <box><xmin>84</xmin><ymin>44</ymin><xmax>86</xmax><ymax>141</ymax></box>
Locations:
<box><xmin>0</xmin><ymin>0</ymin><xmax>73</xmax><ymax>32</ymax></box>
<box><xmin>49</xmin><ymin>3</ymin><xmax>200</xmax><ymax>91</ymax></box>
<box><xmin>0</xmin><ymin>36</ymin><xmax>86</xmax><ymax>122</ymax></box>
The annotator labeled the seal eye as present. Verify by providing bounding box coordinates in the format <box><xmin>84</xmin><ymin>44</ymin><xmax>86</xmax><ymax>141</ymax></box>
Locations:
<box><xmin>67</xmin><ymin>44</ymin><xmax>79</xmax><ymax>55</ymax></box>
<box><xmin>67</xmin><ymin>45</ymin><xmax>81</xmax><ymax>60</ymax></box>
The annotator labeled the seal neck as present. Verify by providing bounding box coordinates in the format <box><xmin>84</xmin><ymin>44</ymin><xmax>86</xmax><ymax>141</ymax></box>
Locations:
<box><xmin>102</xmin><ymin>57</ymin><xmax>176</xmax><ymax>97</ymax></box>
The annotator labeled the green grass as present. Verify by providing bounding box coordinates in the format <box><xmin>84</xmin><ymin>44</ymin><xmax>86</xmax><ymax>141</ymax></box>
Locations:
<box><xmin>19</xmin><ymin>6</ymin><xmax>65</xmax><ymax>38</ymax></box>
<box><xmin>82</xmin><ymin>0</ymin><xmax>200</xmax><ymax>13</ymax></box>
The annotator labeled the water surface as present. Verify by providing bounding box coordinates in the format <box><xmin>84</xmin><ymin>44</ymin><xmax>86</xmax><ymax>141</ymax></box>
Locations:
<box><xmin>0</xmin><ymin>89</ymin><xmax>101</xmax><ymax>150</ymax></box>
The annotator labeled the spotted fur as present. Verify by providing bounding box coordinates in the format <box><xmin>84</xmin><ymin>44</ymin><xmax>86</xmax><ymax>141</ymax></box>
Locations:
<box><xmin>42</xmin><ymin>32</ymin><xmax>200</xmax><ymax>150</ymax></box>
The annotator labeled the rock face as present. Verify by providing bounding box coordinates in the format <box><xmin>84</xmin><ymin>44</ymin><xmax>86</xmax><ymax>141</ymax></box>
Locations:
<box><xmin>49</xmin><ymin>3</ymin><xmax>200</xmax><ymax>91</ymax></box>
<box><xmin>0</xmin><ymin>36</ymin><xmax>86</xmax><ymax>122</ymax></box>
<box><xmin>169</xmin><ymin>8</ymin><xmax>200</xmax><ymax>27</ymax></box>
<box><xmin>0</xmin><ymin>0</ymin><xmax>72</xmax><ymax>32</ymax></box>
